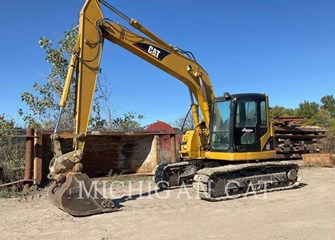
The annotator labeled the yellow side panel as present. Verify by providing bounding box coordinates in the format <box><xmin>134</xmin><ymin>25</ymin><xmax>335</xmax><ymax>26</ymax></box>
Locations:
<box><xmin>260</xmin><ymin>132</ymin><xmax>270</xmax><ymax>150</ymax></box>
<box><xmin>205</xmin><ymin>150</ymin><xmax>277</xmax><ymax>161</ymax></box>
<box><xmin>179</xmin><ymin>130</ymin><xmax>205</xmax><ymax>159</ymax></box>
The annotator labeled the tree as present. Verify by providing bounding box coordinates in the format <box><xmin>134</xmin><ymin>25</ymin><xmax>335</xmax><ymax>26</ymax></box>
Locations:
<box><xmin>295</xmin><ymin>101</ymin><xmax>320</xmax><ymax>125</ymax></box>
<box><xmin>0</xmin><ymin>115</ymin><xmax>24</xmax><ymax>184</ymax></box>
<box><xmin>19</xmin><ymin>25</ymin><xmax>144</xmax><ymax>132</ymax></box>
<box><xmin>317</xmin><ymin>108</ymin><xmax>335</xmax><ymax>128</ymax></box>
<box><xmin>321</xmin><ymin>95</ymin><xmax>335</xmax><ymax>118</ymax></box>
<box><xmin>172</xmin><ymin>111</ymin><xmax>195</xmax><ymax>132</ymax></box>
<box><xmin>269</xmin><ymin>106</ymin><xmax>295</xmax><ymax>119</ymax></box>
<box><xmin>314</xmin><ymin>95</ymin><xmax>335</xmax><ymax>129</ymax></box>
<box><xmin>111</xmin><ymin>112</ymin><xmax>144</xmax><ymax>131</ymax></box>
<box><xmin>19</xmin><ymin>25</ymin><xmax>103</xmax><ymax>130</ymax></box>
<box><xmin>96</xmin><ymin>73</ymin><xmax>116</xmax><ymax>130</ymax></box>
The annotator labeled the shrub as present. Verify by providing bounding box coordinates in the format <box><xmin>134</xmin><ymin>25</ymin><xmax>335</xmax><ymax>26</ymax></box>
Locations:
<box><xmin>0</xmin><ymin>115</ymin><xmax>25</xmax><ymax>185</ymax></box>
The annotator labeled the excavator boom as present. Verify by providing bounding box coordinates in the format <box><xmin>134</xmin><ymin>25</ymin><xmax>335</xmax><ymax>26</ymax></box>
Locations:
<box><xmin>49</xmin><ymin>0</ymin><xmax>215</xmax><ymax>216</ymax></box>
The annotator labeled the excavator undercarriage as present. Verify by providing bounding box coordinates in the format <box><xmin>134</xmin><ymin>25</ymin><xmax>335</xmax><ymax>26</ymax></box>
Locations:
<box><xmin>154</xmin><ymin>160</ymin><xmax>300</xmax><ymax>201</ymax></box>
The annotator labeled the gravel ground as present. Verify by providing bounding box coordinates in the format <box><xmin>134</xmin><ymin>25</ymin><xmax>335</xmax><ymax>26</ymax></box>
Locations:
<box><xmin>0</xmin><ymin>167</ymin><xmax>334</xmax><ymax>240</ymax></box>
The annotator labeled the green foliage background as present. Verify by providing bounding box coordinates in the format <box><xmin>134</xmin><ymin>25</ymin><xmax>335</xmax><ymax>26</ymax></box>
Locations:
<box><xmin>0</xmin><ymin>115</ymin><xmax>25</xmax><ymax>185</ymax></box>
<box><xmin>270</xmin><ymin>95</ymin><xmax>335</xmax><ymax>129</ymax></box>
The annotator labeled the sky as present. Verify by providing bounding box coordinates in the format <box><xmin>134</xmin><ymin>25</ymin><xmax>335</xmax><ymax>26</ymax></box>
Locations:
<box><xmin>0</xmin><ymin>0</ymin><xmax>334</xmax><ymax>127</ymax></box>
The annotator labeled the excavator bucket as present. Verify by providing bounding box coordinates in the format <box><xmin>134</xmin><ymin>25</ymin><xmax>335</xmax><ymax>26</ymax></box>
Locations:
<box><xmin>48</xmin><ymin>172</ymin><xmax>116</xmax><ymax>217</ymax></box>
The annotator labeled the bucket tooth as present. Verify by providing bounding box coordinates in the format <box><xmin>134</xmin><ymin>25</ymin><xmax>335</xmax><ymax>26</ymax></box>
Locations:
<box><xmin>48</xmin><ymin>172</ymin><xmax>116</xmax><ymax>217</ymax></box>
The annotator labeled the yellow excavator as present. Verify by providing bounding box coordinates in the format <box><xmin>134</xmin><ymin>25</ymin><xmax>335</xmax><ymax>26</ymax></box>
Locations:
<box><xmin>48</xmin><ymin>0</ymin><xmax>300</xmax><ymax>216</ymax></box>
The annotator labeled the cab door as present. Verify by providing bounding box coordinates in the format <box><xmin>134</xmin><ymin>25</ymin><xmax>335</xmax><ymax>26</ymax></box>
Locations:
<box><xmin>234</xmin><ymin>97</ymin><xmax>267</xmax><ymax>152</ymax></box>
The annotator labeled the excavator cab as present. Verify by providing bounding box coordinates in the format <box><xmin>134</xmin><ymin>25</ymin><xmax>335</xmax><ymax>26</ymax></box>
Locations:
<box><xmin>210</xmin><ymin>93</ymin><xmax>275</xmax><ymax>154</ymax></box>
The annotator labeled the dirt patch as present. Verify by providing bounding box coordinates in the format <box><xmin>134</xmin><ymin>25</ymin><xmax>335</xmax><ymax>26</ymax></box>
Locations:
<box><xmin>302</xmin><ymin>154</ymin><xmax>335</xmax><ymax>167</ymax></box>
<box><xmin>0</xmin><ymin>167</ymin><xmax>335</xmax><ymax>240</ymax></box>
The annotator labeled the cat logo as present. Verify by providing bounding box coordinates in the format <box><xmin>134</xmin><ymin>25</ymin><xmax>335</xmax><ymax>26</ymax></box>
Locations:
<box><xmin>148</xmin><ymin>46</ymin><xmax>161</xmax><ymax>58</ymax></box>
<box><xmin>134</xmin><ymin>42</ymin><xmax>170</xmax><ymax>61</ymax></box>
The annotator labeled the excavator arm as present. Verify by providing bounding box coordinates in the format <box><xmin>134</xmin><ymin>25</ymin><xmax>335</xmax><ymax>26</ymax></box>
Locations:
<box><xmin>48</xmin><ymin>0</ymin><xmax>215</xmax><ymax>216</ymax></box>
